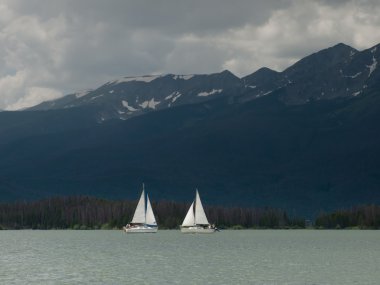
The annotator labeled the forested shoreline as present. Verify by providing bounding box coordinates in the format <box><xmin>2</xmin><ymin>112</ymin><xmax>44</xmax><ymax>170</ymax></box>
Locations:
<box><xmin>315</xmin><ymin>205</ymin><xmax>380</xmax><ymax>229</ymax></box>
<box><xmin>0</xmin><ymin>196</ymin><xmax>304</xmax><ymax>230</ymax></box>
<box><xmin>1</xmin><ymin>196</ymin><xmax>379</xmax><ymax>230</ymax></box>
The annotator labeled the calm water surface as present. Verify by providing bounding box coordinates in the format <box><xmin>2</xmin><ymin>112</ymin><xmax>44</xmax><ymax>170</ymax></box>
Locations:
<box><xmin>0</xmin><ymin>230</ymin><xmax>379</xmax><ymax>284</ymax></box>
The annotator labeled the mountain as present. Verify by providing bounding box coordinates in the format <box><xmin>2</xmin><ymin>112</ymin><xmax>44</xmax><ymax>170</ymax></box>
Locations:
<box><xmin>30</xmin><ymin>70</ymin><xmax>242</xmax><ymax>121</ymax></box>
<box><xmin>1</xmin><ymin>42</ymin><xmax>380</xmax><ymax>217</ymax></box>
<box><xmin>242</xmin><ymin>43</ymin><xmax>380</xmax><ymax>104</ymax></box>
<box><xmin>30</xmin><ymin>42</ymin><xmax>380</xmax><ymax>122</ymax></box>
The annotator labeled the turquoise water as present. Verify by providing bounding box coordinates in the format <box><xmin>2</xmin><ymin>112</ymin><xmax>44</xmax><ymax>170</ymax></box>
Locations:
<box><xmin>0</xmin><ymin>230</ymin><xmax>379</xmax><ymax>284</ymax></box>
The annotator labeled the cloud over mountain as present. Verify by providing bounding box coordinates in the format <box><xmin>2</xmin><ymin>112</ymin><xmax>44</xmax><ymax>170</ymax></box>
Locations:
<box><xmin>1</xmin><ymin>0</ymin><xmax>380</xmax><ymax>110</ymax></box>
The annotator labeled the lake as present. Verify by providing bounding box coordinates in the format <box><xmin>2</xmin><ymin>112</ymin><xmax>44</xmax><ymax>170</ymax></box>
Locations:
<box><xmin>0</xmin><ymin>230</ymin><xmax>379</xmax><ymax>284</ymax></box>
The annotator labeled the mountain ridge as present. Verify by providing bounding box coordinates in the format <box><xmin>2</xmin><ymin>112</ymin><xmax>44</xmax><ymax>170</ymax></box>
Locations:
<box><xmin>28</xmin><ymin>42</ymin><xmax>380</xmax><ymax>122</ymax></box>
<box><xmin>1</xmin><ymin>42</ymin><xmax>380</xmax><ymax>216</ymax></box>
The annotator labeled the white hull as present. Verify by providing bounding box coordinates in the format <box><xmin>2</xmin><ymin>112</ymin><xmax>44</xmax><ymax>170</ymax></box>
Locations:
<box><xmin>123</xmin><ymin>225</ymin><xmax>158</xmax><ymax>233</ymax></box>
<box><xmin>180</xmin><ymin>226</ymin><xmax>216</xmax><ymax>234</ymax></box>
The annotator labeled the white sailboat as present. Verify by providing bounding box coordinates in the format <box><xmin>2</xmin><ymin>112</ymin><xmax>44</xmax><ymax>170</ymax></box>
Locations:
<box><xmin>123</xmin><ymin>184</ymin><xmax>158</xmax><ymax>233</ymax></box>
<box><xmin>180</xmin><ymin>189</ymin><xmax>217</xmax><ymax>233</ymax></box>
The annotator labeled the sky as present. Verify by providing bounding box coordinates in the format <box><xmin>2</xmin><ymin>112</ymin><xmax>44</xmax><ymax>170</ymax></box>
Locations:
<box><xmin>1</xmin><ymin>0</ymin><xmax>380</xmax><ymax>110</ymax></box>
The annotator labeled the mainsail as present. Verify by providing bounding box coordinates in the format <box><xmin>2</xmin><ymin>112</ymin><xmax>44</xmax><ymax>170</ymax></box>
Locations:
<box><xmin>194</xmin><ymin>190</ymin><xmax>209</xmax><ymax>225</ymax></box>
<box><xmin>145</xmin><ymin>194</ymin><xmax>157</xmax><ymax>225</ymax></box>
<box><xmin>131</xmin><ymin>188</ymin><xmax>146</xmax><ymax>224</ymax></box>
<box><xmin>182</xmin><ymin>202</ymin><xmax>195</xmax><ymax>226</ymax></box>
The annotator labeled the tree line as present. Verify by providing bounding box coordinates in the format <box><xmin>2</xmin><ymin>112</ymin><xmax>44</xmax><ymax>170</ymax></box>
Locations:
<box><xmin>3</xmin><ymin>196</ymin><xmax>377</xmax><ymax>230</ymax></box>
<box><xmin>315</xmin><ymin>204</ymin><xmax>380</xmax><ymax>229</ymax></box>
<box><xmin>0</xmin><ymin>196</ymin><xmax>305</xmax><ymax>230</ymax></box>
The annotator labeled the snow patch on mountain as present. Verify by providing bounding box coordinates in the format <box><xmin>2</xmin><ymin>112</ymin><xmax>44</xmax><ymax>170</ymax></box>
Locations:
<box><xmin>341</xmin><ymin>71</ymin><xmax>362</xmax><ymax>78</ymax></box>
<box><xmin>122</xmin><ymin>100</ymin><xmax>138</xmax><ymax>112</ymax></box>
<box><xmin>165</xmin><ymin>91</ymin><xmax>182</xmax><ymax>103</ymax></box>
<box><xmin>262</xmin><ymin>90</ymin><xmax>273</xmax><ymax>96</ymax></box>
<box><xmin>90</xmin><ymin>94</ymin><xmax>104</xmax><ymax>100</ymax></box>
<box><xmin>172</xmin><ymin>75</ymin><xmax>194</xmax><ymax>80</ymax></box>
<box><xmin>197</xmin><ymin>89</ymin><xmax>222</xmax><ymax>97</ymax></box>
<box><xmin>172</xmin><ymin>92</ymin><xmax>182</xmax><ymax>103</ymax></box>
<box><xmin>367</xmin><ymin>56</ymin><xmax>378</xmax><ymax>77</ymax></box>
<box><xmin>75</xmin><ymin>90</ymin><xmax>92</xmax><ymax>98</ymax></box>
<box><xmin>139</xmin><ymin>98</ymin><xmax>160</xmax><ymax>109</ymax></box>
<box><xmin>139</xmin><ymin>101</ymin><xmax>149</xmax><ymax>109</ymax></box>
<box><xmin>347</xmin><ymin>72</ymin><xmax>362</xmax><ymax>78</ymax></box>
<box><xmin>165</xmin><ymin>93</ymin><xmax>173</xmax><ymax>100</ymax></box>
<box><xmin>371</xmin><ymin>47</ymin><xmax>377</xmax><ymax>54</ymax></box>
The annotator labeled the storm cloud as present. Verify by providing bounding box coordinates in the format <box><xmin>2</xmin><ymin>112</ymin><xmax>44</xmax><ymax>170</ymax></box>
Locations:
<box><xmin>1</xmin><ymin>0</ymin><xmax>380</xmax><ymax>110</ymax></box>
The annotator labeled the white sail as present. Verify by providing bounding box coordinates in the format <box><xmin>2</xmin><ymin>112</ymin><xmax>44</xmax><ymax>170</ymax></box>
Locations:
<box><xmin>195</xmin><ymin>190</ymin><xmax>209</xmax><ymax>225</ymax></box>
<box><xmin>131</xmin><ymin>187</ymin><xmax>146</xmax><ymax>224</ymax></box>
<box><xmin>182</xmin><ymin>202</ymin><xmax>195</xmax><ymax>226</ymax></box>
<box><xmin>145</xmin><ymin>194</ymin><xmax>157</xmax><ymax>225</ymax></box>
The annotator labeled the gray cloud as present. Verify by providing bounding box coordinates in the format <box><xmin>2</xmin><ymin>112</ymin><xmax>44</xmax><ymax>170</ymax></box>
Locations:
<box><xmin>0</xmin><ymin>0</ymin><xmax>380</xmax><ymax>110</ymax></box>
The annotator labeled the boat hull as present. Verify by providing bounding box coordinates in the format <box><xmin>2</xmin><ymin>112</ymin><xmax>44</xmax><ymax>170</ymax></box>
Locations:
<box><xmin>123</xmin><ymin>225</ymin><xmax>158</xmax><ymax>233</ymax></box>
<box><xmin>180</xmin><ymin>226</ymin><xmax>216</xmax><ymax>234</ymax></box>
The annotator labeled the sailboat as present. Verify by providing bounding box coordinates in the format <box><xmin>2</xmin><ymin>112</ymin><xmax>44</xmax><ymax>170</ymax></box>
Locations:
<box><xmin>180</xmin><ymin>189</ymin><xmax>217</xmax><ymax>233</ymax></box>
<box><xmin>123</xmin><ymin>184</ymin><xmax>158</xmax><ymax>233</ymax></box>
